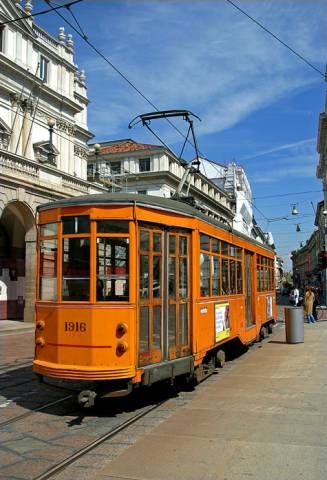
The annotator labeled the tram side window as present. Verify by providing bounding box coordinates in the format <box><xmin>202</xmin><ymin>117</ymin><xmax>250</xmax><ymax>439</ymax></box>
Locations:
<box><xmin>62</xmin><ymin>238</ymin><xmax>90</xmax><ymax>301</ymax></box>
<box><xmin>62</xmin><ymin>215</ymin><xmax>90</xmax><ymax>234</ymax></box>
<box><xmin>256</xmin><ymin>255</ymin><xmax>274</xmax><ymax>292</ymax></box>
<box><xmin>200</xmin><ymin>234</ymin><xmax>243</xmax><ymax>296</ymax></box>
<box><xmin>97</xmin><ymin>238</ymin><xmax>129</xmax><ymax>301</ymax></box>
<box><xmin>200</xmin><ymin>253</ymin><xmax>210</xmax><ymax>296</ymax></box>
<box><xmin>39</xmin><ymin>239</ymin><xmax>57</xmax><ymax>300</ymax></box>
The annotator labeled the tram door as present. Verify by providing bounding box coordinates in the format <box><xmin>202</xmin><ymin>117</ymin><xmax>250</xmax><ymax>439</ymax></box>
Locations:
<box><xmin>138</xmin><ymin>226</ymin><xmax>191</xmax><ymax>367</ymax></box>
<box><xmin>166</xmin><ymin>231</ymin><xmax>191</xmax><ymax>361</ymax></box>
<box><xmin>244</xmin><ymin>251</ymin><xmax>255</xmax><ymax>328</ymax></box>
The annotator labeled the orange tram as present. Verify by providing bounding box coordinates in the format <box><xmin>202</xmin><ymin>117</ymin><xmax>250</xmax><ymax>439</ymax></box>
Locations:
<box><xmin>33</xmin><ymin>193</ymin><xmax>276</xmax><ymax>406</ymax></box>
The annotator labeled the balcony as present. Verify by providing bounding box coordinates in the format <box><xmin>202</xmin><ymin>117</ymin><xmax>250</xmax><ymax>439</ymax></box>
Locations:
<box><xmin>0</xmin><ymin>148</ymin><xmax>105</xmax><ymax>197</ymax></box>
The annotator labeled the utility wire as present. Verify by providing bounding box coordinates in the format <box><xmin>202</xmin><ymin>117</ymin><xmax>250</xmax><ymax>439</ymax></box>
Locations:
<box><xmin>43</xmin><ymin>0</ymin><xmax>205</xmax><ymax>159</ymax></box>
<box><xmin>225</xmin><ymin>0</ymin><xmax>325</xmax><ymax>79</ymax></box>
<box><xmin>0</xmin><ymin>0</ymin><xmax>83</xmax><ymax>26</ymax></box>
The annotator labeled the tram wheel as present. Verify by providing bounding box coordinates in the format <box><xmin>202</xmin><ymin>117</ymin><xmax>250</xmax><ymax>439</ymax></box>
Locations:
<box><xmin>216</xmin><ymin>349</ymin><xmax>226</xmax><ymax>368</ymax></box>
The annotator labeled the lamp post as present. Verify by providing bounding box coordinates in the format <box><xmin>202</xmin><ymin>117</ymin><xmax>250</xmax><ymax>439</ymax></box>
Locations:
<box><xmin>47</xmin><ymin>118</ymin><xmax>56</xmax><ymax>165</ymax></box>
<box><xmin>94</xmin><ymin>143</ymin><xmax>101</xmax><ymax>181</ymax></box>
<box><xmin>322</xmin><ymin>209</ymin><xmax>327</xmax><ymax>305</ymax></box>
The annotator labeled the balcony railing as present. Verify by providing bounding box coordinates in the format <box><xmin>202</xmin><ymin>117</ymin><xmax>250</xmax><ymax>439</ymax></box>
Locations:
<box><xmin>0</xmin><ymin>149</ymin><xmax>105</xmax><ymax>196</ymax></box>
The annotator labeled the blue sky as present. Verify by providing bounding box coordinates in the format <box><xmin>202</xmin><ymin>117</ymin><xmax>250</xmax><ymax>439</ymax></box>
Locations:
<box><xmin>35</xmin><ymin>0</ymin><xmax>326</xmax><ymax>270</ymax></box>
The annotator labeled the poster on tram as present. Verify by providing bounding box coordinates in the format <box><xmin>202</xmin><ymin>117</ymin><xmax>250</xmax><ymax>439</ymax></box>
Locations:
<box><xmin>266</xmin><ymin>295</ymin><xmax>273</xmax><ymax>319</ymax></box>
<box><xmin>215</xmin><ymin>302</ymin><xmax>231</xmax><ymax>342</ymax></box>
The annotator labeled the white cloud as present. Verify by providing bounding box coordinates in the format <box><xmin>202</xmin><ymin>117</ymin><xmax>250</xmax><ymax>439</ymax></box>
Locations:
<box><xmin>81</xmin><ymin>0</ymin><xmax>325</xmax><ymax>141</ymax></box>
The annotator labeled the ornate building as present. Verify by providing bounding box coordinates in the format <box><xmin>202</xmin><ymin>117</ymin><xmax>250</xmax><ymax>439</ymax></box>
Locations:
<box><xmin>87</xmin><ymin>139</ymin><xmax>236</xmax><ymax>225</ymax></box>
<box><xmin>0</xmin><ymin>0</ymin><xmax>103</xmax><ymax>322</ymax></box>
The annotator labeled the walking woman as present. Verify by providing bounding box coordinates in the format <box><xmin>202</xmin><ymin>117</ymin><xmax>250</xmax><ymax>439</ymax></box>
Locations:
<box><xmin>304</xmin><ymin>287</ymin><xmax>316</xmax><ymax>323</ymax></box>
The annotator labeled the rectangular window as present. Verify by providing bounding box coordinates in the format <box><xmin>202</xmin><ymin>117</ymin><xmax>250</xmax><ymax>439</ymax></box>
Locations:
<box><xmin>140</xmin><ymin>255</ymin><xmax>149</xmax><ymax>299</ymax></box>
<box><xmin>222</xmin><ymin>258</ymin><xmax>229</xmax><ymax>294</ymax></box>
<box><xmin>236</xmin><ymin>261</ymin><xmax>243</xmax><ymax>293</ymax></box>
<box><xmin>110</xmin><ymin>161</ymin><xmax>121</xmax><ymax>175</ymax></box>
<box><xmin>179</xmin><ymin>303</ymin><xmax>188</xmax><ymax>345</ymax></box>
<box><xmin>139</xmin><ymin>306</ymin><xmax>149</xmax><ymax>352</ymax></box>
<box><xmin>97</xmin><ymin>237</ymin><xmax>129</xmax><ymax>301</ymax></box>
<box><xmin>139</xmin><ymin>157</ymin><xmax>150</xmax><ymax>172</ymax></box>
<box><xmin>200</xmin><ymin>234</ymin><xmax>210</xmax><ymax>251</ymax></box>
<box><xmin>200</xmin><ymin>253</ymin><xmax>210</xmax><ymax>297</ymax></box>
<box><xmin>97</xmin><ymin>220</ymin><xmax>129</xmax><ymax>234</ymax></box>
<box><xmin>229</xmin><ymin>260</ymin><xmax>236</xmax><ymax>294</ymax></box>
<box><xmin>212</xmin><ymin>256</ymin><xmax>221</xmax><ymax>296</ymax></box>
<box><xmin>138</xmin><ymin>190</ymin><xmax>147</xmax><ymax>195</ymax></box>
<box><xmin>40</xmin><ymin>222</ymin><xmax>57</xmax><ymax>237</ymax></box>
<box><xmin>62</xmin><ymin>215</ymin><xmax>90</xmax><ymax>234</ymax></box>
<box><xmin>39</xmin><ymin>239</ymin><xmax>57</xmax><ymax>300</ymax></box>
<box><xmin>153</xmin><ymin>306</ymin><xmax>161</xmax><ymax>350</ymax></box>
<box><xmin>40</xmin><ymin>56</ymin><xmax>49</xmax><ymax>83</ymax></box>
<box><xmin>168</xmin><ymin>304</ymin><xmax>176</xmax><ymax>347</ymax></box>
<box><xmin>62</xmin><ymin>238</ymin><xmax>90</xmax><ymax>301</ymax></box>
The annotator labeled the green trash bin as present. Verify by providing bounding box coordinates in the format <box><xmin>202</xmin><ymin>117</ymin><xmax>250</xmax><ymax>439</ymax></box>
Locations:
<box><xmin>285</xmin><ymin>306</ymin><xmax>304</xmax><ymax>344</ymax></box>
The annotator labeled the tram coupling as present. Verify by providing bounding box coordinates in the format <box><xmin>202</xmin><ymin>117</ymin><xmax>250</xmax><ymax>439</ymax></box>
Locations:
<box><xmin>78</xmin><ymin>390</ymin><xmax>97</xmax><ymax>408</ymax></box>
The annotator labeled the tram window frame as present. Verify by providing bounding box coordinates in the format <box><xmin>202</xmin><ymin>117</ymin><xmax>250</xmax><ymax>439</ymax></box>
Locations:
<box><xmin>199</xmin><ymin>233</ymin><xmax>243</xmax><ymax>297</ymax></box>
<box><xmin>62</xmin><ymin>236</ymin><xmax>90</xmax><ymax>301</ymax></box>
<box><xmin>256</xmin><ymin>255</ymin><xmax>274</xmax><ymax>292</ymax></box>
<box><xmin>38</xmin><ymin>222</ymin><xmax>58</xmax><ymax>301</ymax></box>
<box><xmin>62</xmin><ymin>215</ymin><xmax>90</xmax><ymax>234</ymax></box>
<box><xmin>96</xmin><ymin>221</ymin><xmax>130</xmax><ymax>302</ymax></box>
<box><xmin>138</xmin><ymin>226</ymin><xmax>164</xmax><ymax>365</ymax></box>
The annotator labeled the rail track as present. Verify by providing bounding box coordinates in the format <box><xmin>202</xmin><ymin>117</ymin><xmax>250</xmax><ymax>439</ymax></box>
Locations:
<box><xmin>32</xmin><ymin>400</ymin><xmax>166</xmax><ymax>480</ymax></box>
<box><xmin>0</xmin><ymin>394</ymin><xmax>73</xmax><ymax>428</ymax></box>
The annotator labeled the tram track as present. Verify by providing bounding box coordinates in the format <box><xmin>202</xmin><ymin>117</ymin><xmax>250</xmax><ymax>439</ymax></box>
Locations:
<box><xmin>0</xmin><ymin>393</ymin><xmax>74</xmax><ymax>428</ymax></box>
<box><xmin>32</xmin><ymin>399</ymin><xmax>167</xmax><ymax>480</ymax></box>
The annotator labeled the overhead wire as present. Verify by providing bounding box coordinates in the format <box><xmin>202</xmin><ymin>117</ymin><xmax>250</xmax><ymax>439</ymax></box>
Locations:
<box><xmin>0</xmin><ymin>0</ymin><xmax>83</xmax><ymax>26</ymax></box>
<box><xmin>42</xmin><ymin>0</ymin><xmax>203</xmax><ymax>159</ymax></box>
<box><xmin>224</xmin><ymin>0</ymin><xmax>325</xmax><ymax>79</ymax></box>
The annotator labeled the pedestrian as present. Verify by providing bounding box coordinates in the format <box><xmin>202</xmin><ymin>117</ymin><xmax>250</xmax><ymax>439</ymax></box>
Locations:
<box><xmin>313</xmin><ymin>287</ymin><xmax>320</xmax><ymax>321</ymax></box>
<box><xmin>293</xmin><ymin>286</ymin><xmax>300</xmax><ymax>306</ymax></box>
<box><xmin>304</xmin><ymin>287</ymin><xmax>316</xmax><ymax>323</ymax></box>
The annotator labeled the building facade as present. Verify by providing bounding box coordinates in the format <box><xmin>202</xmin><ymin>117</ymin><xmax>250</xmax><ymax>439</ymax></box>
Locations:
<box><xmin>88</xmin><ymin>139</ymin><xmax>236</xmax><ymax>225</ymax></box>
<box><xmin>0</xmin><ymin>0</ymin><xmax>103</xmax><ymax>322</ymax></box>
<box><xmin>291</xmin><ymin>201</ymin><xmax>324</xmax><ymax>297</ymax></box>
<box><xmin>316</xmin><ymin>86</ymin><xmax>327</xmax><ymax>303</ymax></box>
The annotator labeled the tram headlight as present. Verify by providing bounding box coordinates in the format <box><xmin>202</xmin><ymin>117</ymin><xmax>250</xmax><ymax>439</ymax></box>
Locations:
<box><xmin>36</xmin><ymin>320</ymin><xmax>45</xmax><ymax>331</ymax></box>
<box><xmin>35</xmin><ymin>337</ymin><xmax>45</xmax><ymax>347</ymax></box>
<box><xmin>116</xmin><ymin>323</ymin><xmax>128</xmax><ymax>337</ymax></box>
<box><xmin>116</xmin><ymin>341</ymin><xmax>128</xmax><ymax>356</ymax></box>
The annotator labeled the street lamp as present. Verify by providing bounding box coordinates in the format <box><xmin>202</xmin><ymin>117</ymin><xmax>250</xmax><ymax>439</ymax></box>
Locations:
<box><xmin>94</xmin><ymin>143</ymin><xmax>101</xmax><ymax>181</ymax></box>
<box><xmin>47</xmin><ymin>118</ymin><xmax>56</xmax><ymax>165</ymax></box>
<box><xmin>291</xmin><ymin>204</ymin><xmax>298</xmax><ymax>215</ymax></box>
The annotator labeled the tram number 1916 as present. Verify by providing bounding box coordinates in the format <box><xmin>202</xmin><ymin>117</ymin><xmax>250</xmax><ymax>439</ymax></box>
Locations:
<box><xmin>64</xmin><ymin>321</ymin><xmax>86</xmax><ymax>332</ymax></box>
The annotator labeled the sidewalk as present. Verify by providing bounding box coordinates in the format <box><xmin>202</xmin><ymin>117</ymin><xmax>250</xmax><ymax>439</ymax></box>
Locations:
<box><xmin>0</xmin><ymin>320</ymin><xmax>34</xmax><ymax>334</ymax></box>
<box><xmin>95</xmin><ymin>320</ymin><xmax>327</xmax><ymax>480</ymax></box>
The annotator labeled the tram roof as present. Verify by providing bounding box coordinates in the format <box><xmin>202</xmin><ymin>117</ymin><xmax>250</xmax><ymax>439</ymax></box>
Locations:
<box><xmin>38</xmin><ymin>193</ymin><xmax>274</xmax><ymax>254</ymax></box>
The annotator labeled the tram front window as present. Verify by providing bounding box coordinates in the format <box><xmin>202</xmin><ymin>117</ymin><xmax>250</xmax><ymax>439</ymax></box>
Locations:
<box><xmin>97</xmin><ymin>237</ymin><xmax>129</xmax><ymax>301</ymax></box>
<box><xmin>62</xmin><ymin>238</ymin><xmax>90</xmax><ymax>301</ymax></box>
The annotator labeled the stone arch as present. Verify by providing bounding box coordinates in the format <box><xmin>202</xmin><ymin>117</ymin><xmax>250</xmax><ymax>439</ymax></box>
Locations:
<box><xmin>0</xmin><ymin>200</ymin><xmax>37</xmax><ymax>322</ymax></box>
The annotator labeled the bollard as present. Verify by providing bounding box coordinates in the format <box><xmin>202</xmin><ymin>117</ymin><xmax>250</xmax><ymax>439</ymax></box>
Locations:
<box><xmin>284</xmin><ymin>307</ymin><xmax>304</xmax><ymax>344</ymax></box>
